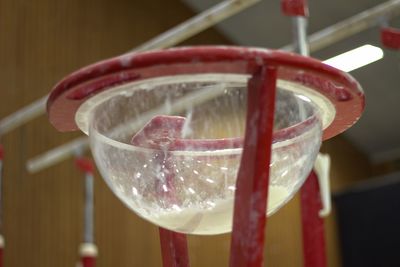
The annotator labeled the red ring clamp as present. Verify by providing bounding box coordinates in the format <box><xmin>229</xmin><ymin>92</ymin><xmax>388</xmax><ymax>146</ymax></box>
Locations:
<box><xmin>75</xmin><ymin>157</ymin><xmax>95</xmax><ymax>174</ymax></box>
<box><xmin>381</xmin><ymin>27</ymin><xmax>400</xmax><ymax>50</ymax></box>
<box><xmin>281</xmin><ymin>0</ymin><xmax>309</xmax><ymax>17</ymax></box>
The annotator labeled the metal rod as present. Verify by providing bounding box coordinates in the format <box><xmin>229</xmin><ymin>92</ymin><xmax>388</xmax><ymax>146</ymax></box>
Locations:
<box><xmin>292</xmin><ymin>16</ymin><xmax>309</xmax><ymax>56</ymax></box>
<box><xmin>0</xmin><ymin>95</ymin><xmax>48</xmax><ymax>136</ymax></box>
<box><xmin>0</xmin><ymin>0</ymin><xmax>260</xmax><ymax>136</ymax></box>
<box><xmin>292</xmin><ymin>16</ymin><xmax>309</xmax><ymax>121</ymax></box>
<box><xmin>26</xmin><ymin>136</ymin><xmax>89</xmax><ymax>173</ymax></box>
<box><xmin>25</xmin><ymin>0</ymin><xmax>400</xmax><ymax>172</ymax></box>
<box><xmin>133</xmin><ymin>0</ymin><xmax>260</xmax><ymax>52</ymax></box>
<box><xmin>282</xmin><ymin>0</ymin><xmax>400</xmax><ymax>53</ymax></box>
<box><xmin>84</xmin><ymin>172</ymin><xmax>94</xmax><ymax>243</ymax></box>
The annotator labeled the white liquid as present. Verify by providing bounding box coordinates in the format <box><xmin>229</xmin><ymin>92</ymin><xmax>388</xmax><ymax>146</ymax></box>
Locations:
<box><xmin>141</xmin><ymin>185</ymin><xmax>289</xmax><ymax>235</ymax></box>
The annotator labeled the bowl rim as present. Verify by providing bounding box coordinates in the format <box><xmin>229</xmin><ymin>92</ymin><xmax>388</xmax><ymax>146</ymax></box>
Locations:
<box><xmin>47</xmin><ymin>46</ymin><xmax>365</xmax><ymax>140</ymax></box>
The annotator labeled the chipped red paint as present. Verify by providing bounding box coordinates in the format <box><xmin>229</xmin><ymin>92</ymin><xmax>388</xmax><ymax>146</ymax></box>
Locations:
<box><xmin>300</xmin><ymin>171</ymin><xmax>327</xmax><ymax>267</ymax></box>
<box><xmin>47</xmin><ymin>46</ymin><xmax>364</xmax><ymax>141</ymax></box>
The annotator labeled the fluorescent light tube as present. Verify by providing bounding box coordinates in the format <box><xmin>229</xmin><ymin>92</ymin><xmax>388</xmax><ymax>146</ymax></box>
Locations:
<box><xmin>323</xmin><ymin>44</ymin><xmax>384</xmax><ymax>72</ymax></box>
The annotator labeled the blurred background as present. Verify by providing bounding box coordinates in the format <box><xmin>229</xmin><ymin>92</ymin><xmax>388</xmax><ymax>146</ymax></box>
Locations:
<box><xmin>0</xmin><ymin>0</ymin><xmax>399</xmax><ymax>266</ymax></box>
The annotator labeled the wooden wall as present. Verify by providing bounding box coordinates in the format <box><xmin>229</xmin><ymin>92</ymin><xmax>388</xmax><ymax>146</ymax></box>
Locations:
<box><xmin>0</xmin><ymin>0</ymin><xmax>372</xmax><ymax>266</ymax></box>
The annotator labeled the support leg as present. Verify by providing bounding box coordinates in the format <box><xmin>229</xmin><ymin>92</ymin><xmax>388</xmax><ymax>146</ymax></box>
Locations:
<box><xmin>159</xmin><ymin>228</ymin><xmax>190</xmax><ymax>267</ymax></box>
<box><xmin>300</xmin><ymin>171</ymin><xmax>327</xmax><ymax>267</ymax></box>
<box><xmin>229</xmin><ymin>66</ymin><xmax>277</xmax><ymax>267</ymax></box>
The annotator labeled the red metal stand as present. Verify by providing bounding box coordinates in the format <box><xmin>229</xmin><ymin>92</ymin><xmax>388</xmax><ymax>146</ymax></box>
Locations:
<box><xmin>46</xmin><ymin>46</ymin><xmax>364</xmax><ymax>267</ymax></box>
<box><xmin>300</xmin><ymin>171</ymin><xmax>327</xmax><ymax>267</ymax></box>
<box><xmin>229</xmin><ymin>66</ymin><xmax>277</xmax><ymax>267</ymax></box>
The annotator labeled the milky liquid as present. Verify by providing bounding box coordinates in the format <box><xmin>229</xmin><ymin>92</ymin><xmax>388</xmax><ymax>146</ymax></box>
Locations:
<box><xmin>141</xmin><ymin>185</ymin><xmax>289</xmax><ymax>235</ymax></box>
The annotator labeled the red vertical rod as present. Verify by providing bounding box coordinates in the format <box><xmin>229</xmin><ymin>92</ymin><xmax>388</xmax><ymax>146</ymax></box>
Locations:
<box><xmin>159</xmin><ymin>150</ymin><xmax>189</xmax><ymax>267</ymax></box>
<box><xmin>229</xmin><ymin>65</ymin><xmax>277</xmax><ymax>267</ymax></box>
<box><xmin>300</xmin><ymin>171</ymin><xmax>327</xmax><ymax>267</ymax></box>
<box><xmin>0</xmin><ymin>144</ymin><xmax>4</xmax><ymax>267</ymax></box>
<box><xmin>159</xmin><ymin>228</ymin><xmax>190</xmax><ymax>267</ymax></box>
<box><xmin>158</xmin><ymin>157</ymin><xmax>190</xmax><ymax>267</ymax></box>
<box><xmin>130</xmin><ymin>116</ymin><xmax>190</xmax><ymax>267</ymax></box>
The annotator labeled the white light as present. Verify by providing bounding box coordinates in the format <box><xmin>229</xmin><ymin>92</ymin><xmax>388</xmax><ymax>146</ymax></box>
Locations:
<box><xmin>297</xmin><ymin>95</ymin><xmax>311</xmax><ymax>103</ymax></box>
<box><xmin>323</xmin><ymin>44</ymin><xmax>384</xmax><ymax>72</ymax></box>
<box><xmin>132</xmin><ymin>187</ymin><xmax>138</xmax><ymax>195</ymax></box>
<box><xmin>188</xmin><ymin>187</ymin><xmax>195</xmax><ymax>194</ymax></box>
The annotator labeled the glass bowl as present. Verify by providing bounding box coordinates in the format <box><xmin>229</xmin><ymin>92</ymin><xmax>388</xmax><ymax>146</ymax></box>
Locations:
<box><xmin>81</xmin><ymin>73</ymin><xmax>322</xmax><ymax>235</ymax></box>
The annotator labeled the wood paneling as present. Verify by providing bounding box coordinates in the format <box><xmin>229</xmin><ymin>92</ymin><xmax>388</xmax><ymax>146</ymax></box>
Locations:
<box><xmin>0</xmin><ymin>0</ymin><xmax>372</xmax><ymax>266</ymax></box>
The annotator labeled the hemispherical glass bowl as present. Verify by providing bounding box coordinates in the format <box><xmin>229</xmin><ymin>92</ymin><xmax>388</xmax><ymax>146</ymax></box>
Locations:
<box><xmin>82</xmin><ymin>73</ymin><xmax>322</xmax><ymax>235</ymax></box>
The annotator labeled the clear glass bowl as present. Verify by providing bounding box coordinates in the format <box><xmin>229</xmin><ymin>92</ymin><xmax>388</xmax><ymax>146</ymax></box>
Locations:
<box><xmin>84</xmin><ymin>74</ymin><xmax>322</xmax><ymax>235</ymax></box>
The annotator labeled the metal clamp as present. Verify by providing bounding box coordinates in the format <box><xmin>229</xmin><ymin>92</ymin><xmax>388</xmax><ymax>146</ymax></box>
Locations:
<box><xmin>314</xmin><ymin>153</ymin><xmax>331</xmax><ymax>217</ymax></box>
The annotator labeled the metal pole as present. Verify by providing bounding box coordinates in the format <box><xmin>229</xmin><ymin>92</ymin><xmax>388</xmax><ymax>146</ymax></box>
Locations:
<box><xmin>75</xmin><ymin>157</ymin><xmax>97</xmax><ymax>267</ymax></box>
<box><xmin>292</xmin><ymin>16</ymin><xmax>309</xmax><ymax>56</ymax></box>
<box><xmin>26</xmin><ymin>136</ymin><xmax>89</xmax><ymax>173</ymax></box>
<box><xmin>0</xmin><ymin>95</ymin><xmax>48</xmax><ymax>136</ymax></box>
<box><xmin>133</xmin><ymin>0</ymin><xmax>260</xmax><ymax>52</ymax></box>
<box><xmin>26</xmin><ymin>0</ymin><xmax>400</xmax><ymax>173</ymax></box>
<box><xmin>0</xmin><ymin>0</ymin><xmax>260</xmax><ymax>136</ymax></box>
<box><xmin>84</xmin><ymin>172</ymin><xmax>94</xmax><ymax>244</ymax></box>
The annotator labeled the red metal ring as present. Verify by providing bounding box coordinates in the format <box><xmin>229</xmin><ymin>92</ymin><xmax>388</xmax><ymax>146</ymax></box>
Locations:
<box><xmin>47</xmin><ymin>46</ymin><xmax>364</xmax><ymax>141</ymax></box>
